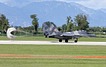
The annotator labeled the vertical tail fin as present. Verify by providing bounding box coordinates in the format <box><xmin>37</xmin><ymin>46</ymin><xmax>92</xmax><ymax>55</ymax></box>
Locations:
<box><xmin>42</xmin><ymin>22</ymin><xmax>59</xmax><ymax>37</ymax></box>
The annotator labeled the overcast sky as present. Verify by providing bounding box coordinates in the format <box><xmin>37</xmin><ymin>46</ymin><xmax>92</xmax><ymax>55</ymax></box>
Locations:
<box><xmin>0</xmin><ymin>0</ymin><xmax>106</xmax><ymax>9</ymax></box>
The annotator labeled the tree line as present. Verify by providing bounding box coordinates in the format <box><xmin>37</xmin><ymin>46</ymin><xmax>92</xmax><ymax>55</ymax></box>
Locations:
<box><xmin>0</xmin><ymin>14</ymin><xmax>9</xmax><ymax>34</ymax></box>
<box><xmin>61</xmin><ymin>14</ymin><xmax>89</xmax><ymax>32</ymax></box>
<box><xmin>0</xmin><ymin>13</ymin><xmax>106</xmax><ymax>35</ymax></box>
<box><xmin>30</xmin><ymin>13</ymin><xmax>89</xmax><ymax>34</ymax></box>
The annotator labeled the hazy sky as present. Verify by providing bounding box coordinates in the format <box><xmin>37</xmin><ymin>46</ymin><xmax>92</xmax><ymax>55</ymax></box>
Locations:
<box><xmin>0</xmin><ymin>0</ymin><xmax>106</xmax><ymax>9</ymax></box>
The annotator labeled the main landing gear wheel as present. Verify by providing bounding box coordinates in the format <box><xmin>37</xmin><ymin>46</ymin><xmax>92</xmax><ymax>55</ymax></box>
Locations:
<box><xmin>59</xmin><ymin>39</ymin><xmax>62</xmax><ymax>42</ymax></box>
<box><xmin>74</xmin><ymin>38</ymin><xmax>78</xmax><ymax>43</ymax></box>
<box><xmin>65</xmin><ymin>39</ymin><xmax>68</xmax><ymax>43</ymax></box>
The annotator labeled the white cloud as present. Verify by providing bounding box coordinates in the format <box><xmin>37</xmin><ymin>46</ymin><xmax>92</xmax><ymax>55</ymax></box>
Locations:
<box><xmin>56</xmin><ymin>0</ymin><xmax>89</xmax><ymax>2</ymax></box>
<box><xmin>0</xmin><ymin>0</ymin><xmax>49</xmax><ymax>7</ymax></box>
<box><xmin>0</xmin><ymin>0</ymin><xmax>9</xmax><ymax>4</ymax></box>
<box><xmin>77</xmin><ymin>0</ymin><xmax>106</xmax><ymax>9</ymax></box>
<box><xmin>0</xmin><ymin>0</ymin><xmax>32</xmax><ymax>7</ymax></box>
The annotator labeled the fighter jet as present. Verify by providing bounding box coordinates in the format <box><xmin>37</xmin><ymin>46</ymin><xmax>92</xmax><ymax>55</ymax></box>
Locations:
<box><xmin>42</xmin><ymin>22</ymin><xmax>95</xmax><ymax>43</ymax></box>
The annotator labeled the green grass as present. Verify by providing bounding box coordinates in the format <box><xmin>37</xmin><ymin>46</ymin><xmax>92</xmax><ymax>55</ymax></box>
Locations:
<box><xmin>0</xmin><ymin>58</ymin><xmax>106</xmax><ymax>67</ymax></box>
<box><xmin>0</xmin><ymin>35</ymin><xmax>106</xmax><ymax>67</ymax></box>
<box><xmin>0</xmin><ymin>45</ymin><xmax>106</xmax><ymax>67</ymax></box>
<box><xmin>0</xmin><ymin>36</ymin><xmax>56</xmax><ymax>41</ymax></box>
<box><xmin>79</xmin><ymin>37</ymin><xmax>106</xmax><ymax>42</ymax></box>
<box><xmin>0</xmin><ymin>36</ymin><xmax>106</xmax><ymax>42</ymax></box>
<box><xmin>0</xmin><ymin>36</ymin><xmax>8</xmax><ymax>40</ymax></box>
<box><xmin>0</xmin><ymin>45</ymin><xmax>106</xmax><ymax>55</ymax></box>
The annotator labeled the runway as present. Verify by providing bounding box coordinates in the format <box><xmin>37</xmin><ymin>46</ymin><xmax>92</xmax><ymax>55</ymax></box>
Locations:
<box><xmin>0</xmin><ymin>40</ymin><xmax>106</xmax><ymax>45</ymax></box>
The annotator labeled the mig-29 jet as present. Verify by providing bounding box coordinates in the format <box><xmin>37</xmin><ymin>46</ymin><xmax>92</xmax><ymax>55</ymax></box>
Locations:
<box><xmin>42</xmin><ymin>22</ymin><xmax>95</xmax><ymax>43</ymax></box>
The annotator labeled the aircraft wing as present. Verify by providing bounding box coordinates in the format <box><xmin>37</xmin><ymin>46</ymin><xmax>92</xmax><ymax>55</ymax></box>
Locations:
<box><xmin>60</xmin><ymin>30</ymin><xmax>95</xmax><ymax>37</ymax></box>
<box><xmin>76</xmin><ymin>30</ymin><xmax>96</xmax><ymax>37</ymax></box>
<box><xmin>61</xmin><ymin>32</ymin><xmax>76</xmax><ymax>36</ymax></box>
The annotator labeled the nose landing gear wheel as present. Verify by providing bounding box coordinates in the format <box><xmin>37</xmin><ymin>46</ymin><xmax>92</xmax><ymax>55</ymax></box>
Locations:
<box><xmin>65</xmin><ymin>39</ymin><xmax>68</xmax><ymax>43</ymax></box>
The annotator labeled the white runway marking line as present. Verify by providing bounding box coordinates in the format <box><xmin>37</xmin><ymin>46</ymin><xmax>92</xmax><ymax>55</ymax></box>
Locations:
<box><xmin>0</xmin><ymin>40</ymin><xmax>106</xmax><ymax>45</ymax></box>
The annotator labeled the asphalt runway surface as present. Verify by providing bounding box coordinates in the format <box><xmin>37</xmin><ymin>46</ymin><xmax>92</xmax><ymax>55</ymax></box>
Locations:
<box><xmin>0</xmin><ymin>40</ymin><xmax>106</xmax><ymax>45</ymax></box>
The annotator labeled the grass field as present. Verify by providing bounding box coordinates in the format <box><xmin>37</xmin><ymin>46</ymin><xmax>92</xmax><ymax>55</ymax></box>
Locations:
<box><xmin>0</xmin><ymin>36</ymin><xmax>56</xmax><ymax>41</ymax></box>
<box><xmin>0</xmin><ymin>45</ymin><xmax>106</xmax><ymax>67</ymax></box>
<box><xmin>0</xmin><ymin>36</ymin><xmax>106</xmax><ymax>42</ymax></box>
<box><xmin>0</xmin><ymin>36</ymin><xmax>106</xmax><ymax>67</ymax></box>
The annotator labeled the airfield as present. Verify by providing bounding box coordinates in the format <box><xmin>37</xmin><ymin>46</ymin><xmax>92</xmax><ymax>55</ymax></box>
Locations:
<box><xmin>0</xmin><ymin>40</ymin><xmax>106</xmax><ymax>45</ymax></box>
<box><xmin>0</xmin><ymin>40</ymin><xmax>105</xmax><ymax>65</ymax></box>
<box><xmin>0</xmin><ymin>36</ymin><xmax>106</xmax><ymax>67</ymax></box>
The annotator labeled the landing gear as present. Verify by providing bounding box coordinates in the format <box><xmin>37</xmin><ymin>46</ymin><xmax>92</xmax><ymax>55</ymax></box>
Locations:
<box><xmin>59</xmin><ymin>39</ymin><xmax>62</xmax><ymax>42</ymax></box>
<box><xmin>45</xmin><ymin>35</ymin><xmax>47</xmax><ymax>38</ymax></box>
<box><xmin>65</xmin><ymin>39</ymin><xmax>68</xmax><ymax>43</ymax></box>
<box><xmin>59</xmin><ymin>39</ymin><xmax>68</xmax><ymax>43</ymax></box>
<box><xmin>74</xmin><ymin>38</ymin><xmax>78</xmax><ymax>43</ymax></box>
<box><xmin>44</xmin><ymin>33</ymin><xmax>48</xmax><ymax>38</ymax></box>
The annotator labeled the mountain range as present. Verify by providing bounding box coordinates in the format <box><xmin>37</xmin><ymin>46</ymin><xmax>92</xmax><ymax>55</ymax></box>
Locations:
<box><xmin>0</xmin><ymin>1</ymin><xmax>106</xmax><ymax>27</ymax></box>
